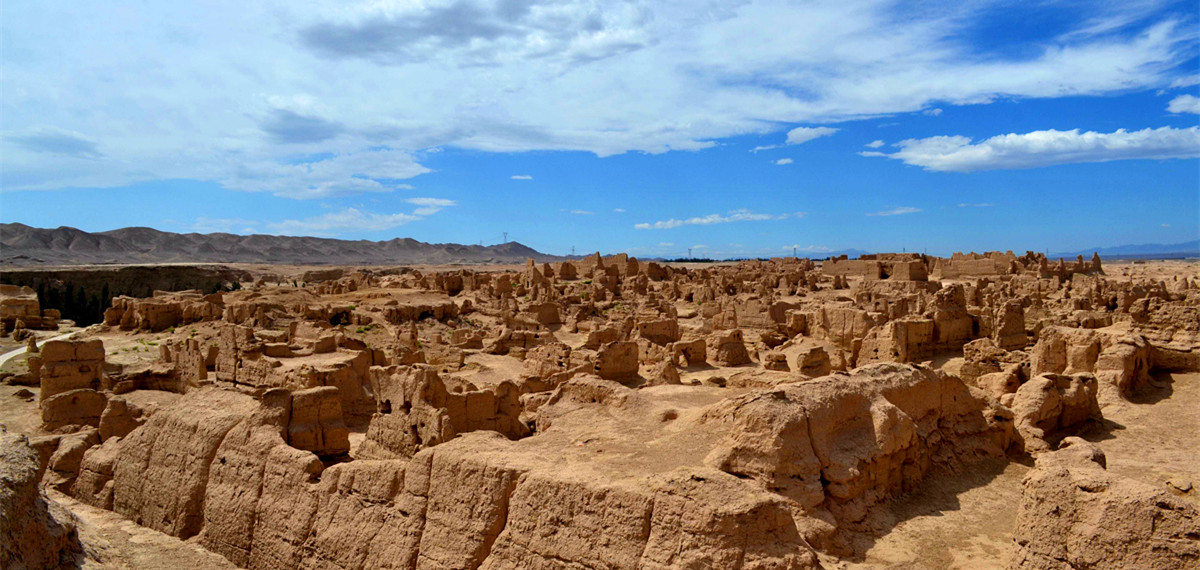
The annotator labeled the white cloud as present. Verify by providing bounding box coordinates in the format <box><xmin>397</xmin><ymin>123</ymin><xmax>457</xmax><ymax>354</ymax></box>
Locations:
<box><xmin>865</xmin><ymin>140</ymin><xmax>885</xmax><ymax>148</ymax></box>
<box><xmin>1167</xmin><ymin>95</ymin><xmax>1200</xmax><ymax>114</ymax></box>
<box><xmin>1170</xmin><ymin>75</ymin><xmax>1200</xmax><ymax>89</ymax></box>
<box><xmin>220</xmin><ymin>149</ymin><xmax>427</xmax><ymax>199</ymax></box>
<box><xmin>635</xmin><ymin>209</ymin><xmax>791</xmax><ymax>230</ymax></box>
<box><xmin>406</xmin><ymin>197</ymin><xmax>456</xmax><ymax>207</ymax></box>
<box><xmin>266</xmin><ymin>208</ymin><xmax>422</xmax><ymax>235</ymax></box>
<box><xmin>192</xmin><ymin>199</ymin><xmax>456</xmax><ymax>236</ymax></box>
<box><xmin>569</xmin><ymin>209</ymin><xmax>595</xmax><ymax>215</ymax></box>
<box><xmin>511</xmin><ymin>174</ymin><xmax>534</xmax><ymax>180</ymax></box>
<box><xmin>785</xmin><ymin>126</ymin><xmax>838</xmax><ymax>145</ymax></box>
<box><xmin>1161</xmin><ymin>223</ymin><xmax>1171</xmax><ymax>228</ymax></box>
<box><xmin>613</xmin><ymin>208</ymin><xmax>626</xmax><ymax>213</ymax></box>
<box><xmin>774</xmin><ymin>158</ymin><xmax>794</xmax><ymax>165</ymax></box>
<box><xmin>657</xmin><ymin>242</ymin><xmax>674</xmax><ymax>247</ymax></box>
<box><xmin>866</xmin><ymin>206</ymin><xmax>922</xmax><ymax>216</ymax></box>
<box><xmin>2</xmin><ymin>1</ymin><xmax>1195</xmax><ymax>192</ymax></box>
<box><xmin>754</xmin><ymin>126</ymin><xmax>839</xmax><ymax>152</ymax></box>
<box><xmin>406</xmin><ymin>197</ymin><xmax>457</xmax><ymax>216</ymax></box>
<box><xmin>923</xmin><ymin>108</ymin><xmax>943</xmax><ymax>116</ymax></box>
<box><xmin>865</xmin><ymin>126</ymin><xmax>1200</xmax><ymax>172</ymax></box>
<box><xmin>957</xmin><ymin>202</ymin><xmax>994</xmax><ymax>207</ymax></box>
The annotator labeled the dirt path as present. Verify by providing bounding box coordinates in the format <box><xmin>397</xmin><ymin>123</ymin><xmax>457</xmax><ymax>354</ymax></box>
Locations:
<box><xmin>0</xmin><ymin>330</ymin><xmax>78</xmax><ymax>368</ymax></box>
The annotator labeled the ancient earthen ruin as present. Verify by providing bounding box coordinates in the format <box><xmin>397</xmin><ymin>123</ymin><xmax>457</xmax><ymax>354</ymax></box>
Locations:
<box><xmin>1</xmin><ymin>252</ymin><xmax>1197</xmax><ymax>569</ymax></box>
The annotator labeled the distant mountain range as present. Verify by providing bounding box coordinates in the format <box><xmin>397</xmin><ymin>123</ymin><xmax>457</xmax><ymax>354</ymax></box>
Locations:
<box><xmin>2</xmin><ymin>223</ymin><xmax>1195</xmax><ymax>266</ymax></box>
<box><xmin>0</xmin><ymin>223</ymin><xmax>556</xmax><ymax>266</ymax></box>
<box><xmin>1051</xmin><ymin>240</ymin><xmax>1200</xmax><ymax>260</ymax></box>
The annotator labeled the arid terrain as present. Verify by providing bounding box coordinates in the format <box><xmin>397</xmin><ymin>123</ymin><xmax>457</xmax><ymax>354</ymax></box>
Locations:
<box><xmin>2</xmin><ymin>252</ymin><xmax>1198</xmax><ymax>569</ymax></box>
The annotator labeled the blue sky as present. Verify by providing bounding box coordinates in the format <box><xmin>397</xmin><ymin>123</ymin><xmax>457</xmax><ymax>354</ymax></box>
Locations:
<box><xmin>2</xmin><ymin>0</ymin><xmax>1198</xmax><ymax>258</ymax></box>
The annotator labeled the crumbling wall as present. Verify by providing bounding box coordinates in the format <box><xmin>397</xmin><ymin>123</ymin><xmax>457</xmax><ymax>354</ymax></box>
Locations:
<box><xmin>702</xmin><ymin>363</ymin><xmax>1011</xmax><ymax>553</ymax></box>
<box><xmin>35</xmin><ymin>339</ymin><xmax>105</xmax><ymax>402</ymax></box>
<box><xmin>1</xmin><ymin>427</ymin><xmax>82</xmax><ymax>569</ymax></box>
<box><xmin>1008</xmin><ymin>438</ymin><xmax>1200</xmax><ymax>569</ymax></box>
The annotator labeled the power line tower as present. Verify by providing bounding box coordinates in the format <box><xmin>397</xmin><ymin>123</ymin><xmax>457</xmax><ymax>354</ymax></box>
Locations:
<box><xmin>503</xmin><ymin>232</ymin><xmax>508</xmax><ymax>243</ymax></box>
<box><xmin>688</xmin><ymin>248</ymin><xmax>692</xmax><ymax>259</ymax></box>
<box><xmin>793</xmin><ymin>246</ymin><xmax>797</xmax><ymax>258</ymax></box>
<box><xmin>570</xmin><ymin>246</ymin><xmax>575</xmax><ymax>256</ymax></box>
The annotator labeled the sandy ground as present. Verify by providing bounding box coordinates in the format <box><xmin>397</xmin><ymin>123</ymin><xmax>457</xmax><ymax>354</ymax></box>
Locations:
<box><xmin>1105</xmin><ymin>259</ymin><xmax>1200</xmax><ymax>282</ymax></box>
<box><xmin>830</xmin><ymin>370</ymin><xmax>1200</xmax><ymax>569</ymax></box>
<box><xmin>1087</xmin><ymin>371</ymin><xmax>1200</xmax><ymax>495</ymax></box>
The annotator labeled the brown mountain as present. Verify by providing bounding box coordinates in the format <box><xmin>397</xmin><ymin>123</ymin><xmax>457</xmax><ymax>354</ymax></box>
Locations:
<box><xmin>0</xmin><ymin>223</ymin><xmax>554</xmax><ymax>266</ymax></box>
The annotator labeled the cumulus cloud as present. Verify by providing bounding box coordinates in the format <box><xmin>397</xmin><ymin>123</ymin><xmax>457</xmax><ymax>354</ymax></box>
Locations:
<box><xmin>865</xmin><ymin>140</ymin><xmax>885</xmax><ymax>148</ymax></box>
<box><xmin>511</xmin><ymin>174</ymin><xmax>533</xmax><ymax>180</ymax></box>
<box><xmin>1167</xmin><ymin>95</ymin><xmax>1200</xmax><ymax>114</ymax></box>
<box><xmin>923</xmin><ymin>108</ymin><xmax>943</xmax><ymax>116</ymax></box>
<box><xmin>774</xmin><ymin>158</ymin><xmax>793</xmax><ymax>165</ymax></box>
<box><xmin>864</xmin><ymin>126</ymin><xmax>1200</xmax><ymax>172</ymax></box>
<box><xmin>635</xmin><ymin>209</ymin><xmax>790</xmax><ymax>230</ymax></box>
<box><xmin>3</xmin><ymin>1</ymin><xmax>1197</xmax><ymax>193</ymax></box>
<box><xmin>866</xmin><ymin>206</ymin><xmax>922</xmax><ymax>216</ymax></box>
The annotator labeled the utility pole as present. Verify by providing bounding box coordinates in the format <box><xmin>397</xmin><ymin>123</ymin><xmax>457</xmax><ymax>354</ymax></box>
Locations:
<box><xmin>793</xmin><ymin>246</ymin><xmax>797</xmax><ymax>258</ymax></box>
<box><xmin>688</xmin><ymin>248</ymin><xmax>692</xmax><ymax>259</ymax></box>
<box><xmin>503</xmin><ymin>232</ymin><xmax>508</xmax><ymax>243</ymax></box>
<box><xmin>571</xmin><ymin>246</ymin><xmax>575</xmax><ymax>256</ymax></box>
